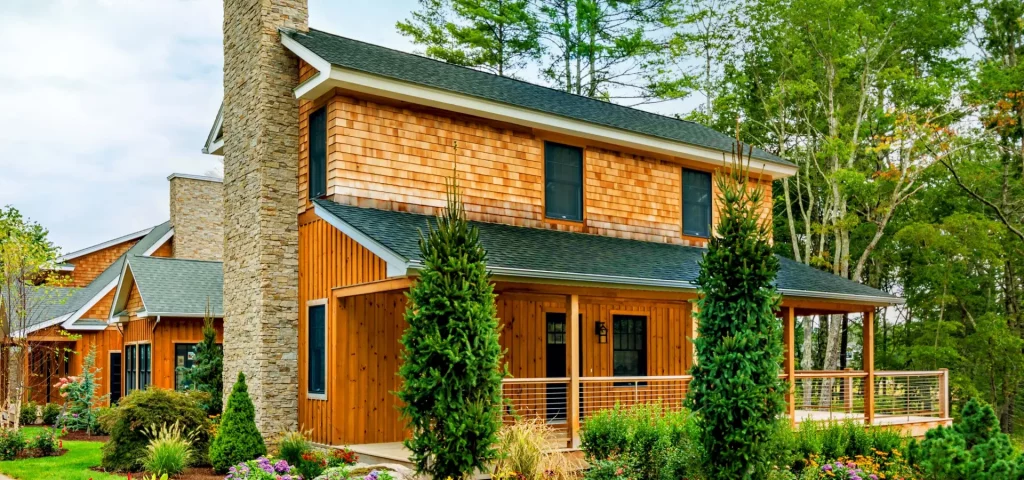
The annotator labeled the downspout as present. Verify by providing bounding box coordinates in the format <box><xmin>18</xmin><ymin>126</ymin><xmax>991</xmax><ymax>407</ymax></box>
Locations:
<box><xmin>151</xmin><ymin>316</ymin><xmax>161</xmax><ymax>334</ymax></box>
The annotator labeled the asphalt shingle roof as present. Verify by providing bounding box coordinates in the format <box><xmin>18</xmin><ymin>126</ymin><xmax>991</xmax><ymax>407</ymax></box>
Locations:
<box><xmin>285</xmin><ymin>28</ymin><xmax>793</xmax><ymax>168</ymax></box>
<box><xmin>315</xmin><ymin>199</ymin><xmax>899</xmax><ymax>302</ymax></box>
<box><xmin>127</xmin><ymin>255</ymin><xmax>223</xmax><ymax>317</ymax></box>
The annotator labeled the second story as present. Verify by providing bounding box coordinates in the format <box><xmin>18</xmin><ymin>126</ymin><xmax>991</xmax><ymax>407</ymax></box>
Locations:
<box><xmin>206</xmin><ymin>30</ymin><xmax>796</xmax><ymax>247</ymax></box>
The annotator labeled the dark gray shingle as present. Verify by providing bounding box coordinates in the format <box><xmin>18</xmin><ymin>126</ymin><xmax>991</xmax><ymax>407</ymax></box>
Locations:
<box><xmin>127</xmin><ymin>255</ymin><xmax>223</xmax><ymax>317</ymax></box>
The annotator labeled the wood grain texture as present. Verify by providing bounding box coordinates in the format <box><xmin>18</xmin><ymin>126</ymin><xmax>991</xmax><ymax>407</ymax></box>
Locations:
<box><xmin>64</xmin><ymin>239</ymin><xmax>139</xmax><ymax>287</ymax></box>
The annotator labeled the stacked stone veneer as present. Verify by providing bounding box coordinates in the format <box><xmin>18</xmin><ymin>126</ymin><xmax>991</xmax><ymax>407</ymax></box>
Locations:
<box><xmin>169</xmin><ymin>174</ymin><xmax>224</xmax><ymax>261</ymax></box>
<box><xmin>221</xmin><ymin>0</ymin><xmax>306</xmax><ymax>439</ymax></box>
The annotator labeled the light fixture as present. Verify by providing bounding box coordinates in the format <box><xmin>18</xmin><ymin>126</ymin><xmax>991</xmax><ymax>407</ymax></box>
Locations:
<box><xmin>595</xmin><ymin>321</ymin><xmax>608</xmax><ymax>344</ymax></box>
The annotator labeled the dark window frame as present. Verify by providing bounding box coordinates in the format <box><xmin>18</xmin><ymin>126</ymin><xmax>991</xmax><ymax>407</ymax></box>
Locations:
<box><xmin>308</xmin><ymin>106</ymin><xmax>328</xmax><ymax>200</ymax></box>
<box><xmin>543</xmin><ymin>141</ymin><xmax>584</xmax><ymax>222</ymax></box>
<box><xmin>682</xmin><ymin>168</ymin><xmax>713</xmax><ymax>238</ymax></box>
<box><xmin>612</xmin><ymin>315</ymin><xmax>647</xmax><ymax>387</ymax></box>
<box><xmin>307</xmin><ymin>302</ymin><xmax>328</xmax><ymax>398</ymax></box>
<box><xmin>137</xmin><ymin>343</ymin><xmax>152</xmax><ymax>391</ymax></box>
<box><xmin>174</xmin><ymin>343</ymin><xmax>199</xmax><ymax>391</ymax></box>
<box><xmin>125</xmin><ymin>344</ymin><xmax>137</xmax><ymax>392</ymax></box>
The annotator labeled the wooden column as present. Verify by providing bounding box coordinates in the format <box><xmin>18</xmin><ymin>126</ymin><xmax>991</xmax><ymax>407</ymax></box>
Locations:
<box><xmin>685</xmin><ymin>300</ymin><xmax>699</xmax><ymax>371</ymax></box>
<box><xmin>863</xmin><ymin>309</ymin><xmax>876</xmax><ymax>426</ymax></box>
<box><xmin>567</xmin><ymin>294</ymin><xmax>581</xmax><ymax>449</ymax></box>
<box><xmin>783</xmin><ymin>307</ymin><xmax>796</xmax><ymax>426</ymax></box>
<box><xmin>939</xmin><ymin>367</ymin><xmax>950</xmax><ymax>418</ymax></box>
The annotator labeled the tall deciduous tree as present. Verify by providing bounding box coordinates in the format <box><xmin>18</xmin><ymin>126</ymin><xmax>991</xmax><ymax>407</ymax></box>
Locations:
<box><xmin>396</xmin><ymin>177</ymin><xmax>504</xmax><ymax>479</ymax></box>
<box><xmin>686</xmin><ymin>143</ymin><xmax>785</xmax><ymax>478</ymax></box>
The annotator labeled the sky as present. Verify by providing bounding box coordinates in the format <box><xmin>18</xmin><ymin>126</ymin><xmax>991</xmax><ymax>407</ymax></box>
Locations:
<box><xmin>0</xmin><ymin>0</ymin><xmax>693</xmax><ymax>254</ymax></box>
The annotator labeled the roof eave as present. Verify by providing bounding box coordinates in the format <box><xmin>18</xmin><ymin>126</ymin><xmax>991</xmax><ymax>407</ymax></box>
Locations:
<box><xmin>280</xmin><ymin>33</ymin><xmax>798</xmax><ymax>180</ymax></box>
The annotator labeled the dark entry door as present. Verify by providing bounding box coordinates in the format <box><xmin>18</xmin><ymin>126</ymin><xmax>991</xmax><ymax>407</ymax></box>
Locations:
<box><xmin>109</xmin><ymin>352</ymin><xmax>122</xmax><ymax>404</ymax></box>
<box><xmin>545</xmin><ymin>312</ymin><xmax>567</xmax><ymax>422</ymax></box>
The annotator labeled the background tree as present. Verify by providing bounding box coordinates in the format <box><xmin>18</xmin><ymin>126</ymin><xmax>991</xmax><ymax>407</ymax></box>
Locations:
<box><xmin>180</xmin><ymin>307</ymin><xmax>223</xmax><ymax>416</ymax></box>
<box><xmin>686</xmin><ymin>143</ymin><xmax>785</xmax><ymax>478</ymax></box>
<box><xmin>396</xmin><ymin>178</ymin><xmax>504</xmax><ymax>479</ymax></box>
<box><xmin>397</xmin><ymin>0</ymin><xmax>542</xmax><ymax>77</ymax></box>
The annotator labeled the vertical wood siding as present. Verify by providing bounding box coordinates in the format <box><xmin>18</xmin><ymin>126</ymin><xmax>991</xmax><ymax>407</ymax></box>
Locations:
<box><xmin>121</xmin><ymin>317</ymin><xmax>224</xmax><ymax>391</ymax></box>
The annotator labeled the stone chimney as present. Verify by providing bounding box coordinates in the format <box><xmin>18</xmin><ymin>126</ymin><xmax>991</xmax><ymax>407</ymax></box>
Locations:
<box><xmin>221</xmin><ymin>0</ymin><xmax>306</xmax><ymax>438</ymax></box>
<box><xmin>168</xmin><ymin>174</ymin><xmax>224</xmax><ymax>261</ymax></box>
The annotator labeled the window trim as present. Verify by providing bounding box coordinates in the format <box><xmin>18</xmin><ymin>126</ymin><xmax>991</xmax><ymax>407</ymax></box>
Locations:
<box><xmin>136</xmin><ymin>342</ymin><xmax>152</xmax><ymax>391</ymax></box>
<box><xmin>306</xmin><ymin>299</ymin><xmax>329</xmax><ymax>401</ymax></box>
<box><xmin>124</xmin><ymin>344</ymin><xmax>137</xmax><ymax>393</ymax></box>
<box><xmin>542</xmin><ymin>141</ymin><xmax>585</xmax><ymax>223</ymax></box>
<box><xmin>611</xmin><ymin>313</ymin><xmax>648</xmax><ymax>387</ymax></box>
<box><xmin>308</xmin><ymin>106</ymin><xmax>328</xmax><ymax>201</ymax></box>
<box><xmin>681</xmin><ymin>168</ymin><xmax>713</xmax><ymax>238</ymax></box>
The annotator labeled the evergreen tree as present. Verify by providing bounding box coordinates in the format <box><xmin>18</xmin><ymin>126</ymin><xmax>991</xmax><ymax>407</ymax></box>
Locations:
<box><xmin>910</xmin><ymin>398</ymin><xmax>1024</xmax><ymax>478</ymax></box>
<box><xmin>180</xmin><ymin>306</ymin><xmax>223</xmax><ymax>415</ymax></box>
<box><xmin>396</xmin><ymin>178</ymin><xmax>504</xmax><ymax>479</ymax></box>
<box><xmin>685</xmin><ymin>143</ymin><xmax>785</xmax><ymax>478</ymax></box>
<box><xmin>209</xmin><ymin>372</ymin><xmax>266</xmax><ymax>473</ymax></box>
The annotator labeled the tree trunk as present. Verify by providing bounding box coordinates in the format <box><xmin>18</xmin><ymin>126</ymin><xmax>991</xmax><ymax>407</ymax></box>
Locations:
<box><xmin>801</xmin><ymin>315</ymin><xmax>816</xmax><ymax>406</ymax></box>
<box><xmin>820</xmin><ymin>313</ymin><xmax>844</xmax><ymax>407</ymax></box>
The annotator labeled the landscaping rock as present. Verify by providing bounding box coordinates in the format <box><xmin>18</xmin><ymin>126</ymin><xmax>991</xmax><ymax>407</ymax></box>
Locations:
<box><xmin>315</xmin><ymin>464</ymin><xmax>419</xmax><ymax>480</ymax></box>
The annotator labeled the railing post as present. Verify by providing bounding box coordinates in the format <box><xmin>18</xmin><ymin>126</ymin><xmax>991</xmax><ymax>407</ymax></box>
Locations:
<box><xmin>567</xmin><ymin>294</ymin><xmax>581</xmax><ymax>449</ymax></box>
<box><xmin>939</xmin><ymin>368</ymin><xmax>949</xmax><ymax>418</ymax></box>
<box><xmin>784</xmin><ymin>307</ymin><xmax>796</xmax><ymax>427</ymax></box>
<box><xmin>863</xmin><ymin>309</ymin><xmax>876</xmax><ymax>426</ymax></box>
<box><xmin>844</xmin><ymin>368</ymin><xmax>854</xmax><ymax>413</ymax></box>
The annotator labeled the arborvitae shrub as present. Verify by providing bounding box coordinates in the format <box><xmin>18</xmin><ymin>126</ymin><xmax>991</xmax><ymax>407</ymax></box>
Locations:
<box><xmin>209</xmin><ymin>372</ymin><xmax>266</xmax><ymax>473</ymax></box>
<box><xmin>685</xmin><ymin>144</ymin><xmax>786</xmax><ymax>478</ymax></box>
<box><xmin>396</xmin><ymin>178</ymin><xmax>504</xmax><ymax>479</ymax></box>
<box><xmin>100</xmin><ymin>388</ymin><xmax>210</xmax><ymax>472</ymax></box>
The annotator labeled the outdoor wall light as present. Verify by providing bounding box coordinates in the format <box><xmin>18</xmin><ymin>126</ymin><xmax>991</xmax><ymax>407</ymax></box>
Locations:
<box><xmin>595</xmin><ymin>321</ymin><xmax>608</xmax><ymax>344</ymax></box>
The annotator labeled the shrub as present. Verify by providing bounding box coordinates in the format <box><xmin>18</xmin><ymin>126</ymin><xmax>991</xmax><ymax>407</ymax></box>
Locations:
<box><xmin>41</xmin><ymin>403</ymin><xmax>60</xmax><ymax>425</ymax></box>
<box><xmin>0</xmin><ymin>428</ymin><xmax>25</xmax><ymax>460</ymax></box>
<box><xmin>909</xmin><ymin>397</ymin><xmax>1022</xmax><ymax>478</ymax></box>
<box><xmin>100</xmin><ymin>388</ymin><xmax>211</xmax><ymax>472</ymax></box>
<box><xmin>29</xmin><ymin>428</ymin><xmax>61</xmax><ymax>456</ymax></box>
<box><xmin>94</xmin><ymin>405</ymin><xmax>117</xmax><ymax>435</ymax></box>
<box><xmin>179</xmin><ymin>312</ymin><xmax>223</xmax><ymax>415</ymax></box>
<box><xmin>19</xmin><ymin>400</ymin><xmax>37</xmax><ymax>426</ymax></box>
<box><xmin>276</xmin><ymin>430</ymin><xmax>310</xmax><ymax>466</ymax></box>
<box><xmin>580</xmin><ymin>404</ymin><xmax>702</xmax><ymax>480</ymax></box>
<box><xmin>580</xmin><ymin>405</ymin><xmax>630</xmax><ymax>461</ymax></box>
<box><xmin>584</xmin><ymin>459</ymin><xmax>631</xmax><ymax>480</ymax></box>
<box><xmin>210</xmin><ymin>372</ymin><xmax>266</xmax><ymax>473</ymax></box>
<box><xmin>819</xmin><ymin>423</ymin><xmax>849</xmax><ymax>460</ymax></box>
<box><xmin>396</xmin><ymin>178</ymin><xmax>504</xmax><ymax>479</ymax></box>
<box><xmin>224</xmin><ymin>456</ymin><xmax>297</xmax><ymax>480</ymax></box>
<box><xmin>296</xmin><ymin>450</ymin><xmax>329</xmax><ymax>479</ymax></box>
<box><xmin>143</xmin><ymin>421</ymin><xmax>194</xmax><ymax>477</ymax></box>
<box><xmin>685</xmin><ymin>146</ymin><xmax>785</xmax><ymax>478</ymax></box>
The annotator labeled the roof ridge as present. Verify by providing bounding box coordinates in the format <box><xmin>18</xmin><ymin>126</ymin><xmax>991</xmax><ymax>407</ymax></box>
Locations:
<box><xmin>299</xmin><ymin>28</ymin><xmax>755</xmax><ymax>150</ymax></box>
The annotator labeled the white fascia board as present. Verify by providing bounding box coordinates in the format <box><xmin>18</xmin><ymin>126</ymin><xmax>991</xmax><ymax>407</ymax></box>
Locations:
<box><xmin>13</xmin><ymin>313</ymin><xmax>72</xmax><ymax>337</ymax></box>
<box><xmin>167</xmin><ymin>173</ymin><xmax>222</xmax><ymax>183</ymax></box>
<box><xmin>281</xmin><ymin>37</ymin><xmax>798</xmax><ymax>180</ymax></box>
<box><xmin>778</xmin><ymin>288</ymin><xmax>905</xmax><ymax>306</ymax></box>
<box><xmin>60</xmin><ymin>278</ymin><xmax>118</xmax><ymax>329</ymax></box>
<box><xmin>106</xmin><ymin>259</ymin><xmax>135</xmax><ymax>323</ymax></box>
<box><xmin>312</xmin><ymin>203</ymin><xmax>410</xmax><ymax>277</ymax></box>
<box><xmin>136</xmin><ymin>312</ymin><xmax>223</xmax><ymax>319</ymax></box>
<box><xmin>63</xmin><ymin>323</ymin><xmax>111</xmax><ymax>332</ymax></box>
<box><xmin>142</xmin><ymin>228</ymin><xmax>174</xmax><ymax>257</ymax></box>
<box><xmin>202</xmin><ymin>103</ymin><xmax>224</xmax><ymax>156</ymax></box>
<box><xmin>58</xmin><ymin>227</ymin><xmax>155</xmax><ymax>262</ymax></box>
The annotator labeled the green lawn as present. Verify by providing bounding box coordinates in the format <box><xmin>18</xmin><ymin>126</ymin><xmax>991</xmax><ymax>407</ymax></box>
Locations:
<box><xmin>0</xmin><ymin>427</ymin><xmax>123</xmax><ymax>480</ymax></box>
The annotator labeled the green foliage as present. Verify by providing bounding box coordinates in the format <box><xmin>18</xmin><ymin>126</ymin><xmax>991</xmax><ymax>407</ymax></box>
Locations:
<box><xmin>584</xmin><ymin>459</ymin><xmax>631</xmax><ymax>480</ymax></box>
<box><xmin>910</xmin><ymin>398</ymin><xmax>1024</xmax><ymax>479</ymax></box>
<box><xmin>579</xmin><ymin>405</ymin><xmax>631</xmax><ymax>461</ymax></box>
<box><xmin>100</xmin><ymin>388</ymin><xmax>211</xmax><ymax>472</ymax></box>
<box><xmin>686</xmin><ymin>150</ymin><xmax>785</xmax><ymax>478</ymax></box>
<box><xmin>19</xmin><ymin>400</ymin><xmax>37</xmax><ymax>426</ymax></box>
<box><xmin>276</xmin><ymin>431</ymin><xmax>311</xmax><ymax>466</ymax></box>
<box><xmin>0</xmin><ymin>428</ymin><xmax>25</xmax><ymax>460</ymax></box>
<box><xmin>29</xmin><ymin>428</ymin><xmax>61</xmax><ymax>457</ymax></box>
<box><xmin>92</xmin><ymin>406</ymin><xmax>116</xmax><ymax>436</ymax></box>
<box><xmin>580</xmin><ymin>404</ymin><xmax>703</xmax><ymax>480</ymax></box>
<box><xmin>142</xmin><ymin>421</ymin><xmax>194</xmax><ymax>477</ymax></box>
<box><xmin>179</xmin><ymin>311</ymin><xmax>223</xmax><ymax>415</ymax></box>
<box><xmin>40</xmin><ymin>403</ymin><xmax>60</xmax><ymax>426</ymax></box>
<box><xmin>396</xmin><ymin>178</ymin><xmax>503</xmax><ymax>479</ymax></box>
<box><xmin>210</xmin><ymin>372</ymin><xmax>266</xmax><ymax>474</ymax></box>
<box><xmin>57</xmin><ymin>345</ymin><xmax>106</xmax><ymax>434</ymax></box>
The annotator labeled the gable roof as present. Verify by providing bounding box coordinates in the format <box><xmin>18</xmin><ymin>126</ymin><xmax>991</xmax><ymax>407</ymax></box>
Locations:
<box><xmin>17</xmin><ymin>222</ymin><xmax>173</xmax><ymax>335</ymax></box>
<box><xmin>57</xmin><ymin>226</ymin><xmax>154</xmax><ymax>263</ymax></box>
<box><xmin>313</xmin><ymin>199</ymin><xmax>901</xmax><ymax>305</ymax></box>
<box><xmin>111</xmin><ymin>255</ymin><xmax>223</xmax><ymax>318</ymax></box>
<box><xmin>280</xmin><ymin>28</ymin><xmax>795</xmax><ymax>173</ymax></box>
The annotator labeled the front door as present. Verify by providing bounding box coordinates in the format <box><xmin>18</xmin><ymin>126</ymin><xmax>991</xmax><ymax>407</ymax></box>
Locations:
<box><xmin>109</xmin><ymin>352</ymin><xmax>122</xmax><ymax>404</ymax></box>
<box><xmin>545</xmin><ymin>312</ymin><xmax>567</xmax><ymax>422</ymax></box>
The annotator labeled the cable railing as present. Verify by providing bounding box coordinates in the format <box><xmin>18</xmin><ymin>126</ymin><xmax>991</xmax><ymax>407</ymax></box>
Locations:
<box><xmin>874</xmin><ymin>370</ymin><xmax>948</xmax><ymax>420</ymax></box>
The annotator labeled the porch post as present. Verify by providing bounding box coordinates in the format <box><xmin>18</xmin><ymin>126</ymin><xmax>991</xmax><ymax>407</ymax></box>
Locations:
<box><xmin>783</xmin><ymin>307</ymin><xmax>796</xmax><ymax>427</ymax></box>
<box><xmin>939</xmin><ymin>368</ymin><xmax>950</xmax><ymax>418</ymax></box>
<box><xmin>863</xmin><ymin>309</ymin><xmax>876</xmax><ymax>426</ymax></box>
<box><xmin>567</xmin><ymin>294</ymin><xmax>581</xmax><ymax>449</ymax></box>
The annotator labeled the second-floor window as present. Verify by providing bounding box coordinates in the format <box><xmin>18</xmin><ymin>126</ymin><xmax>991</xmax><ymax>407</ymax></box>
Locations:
<box><xmin>544</xmin><ymin>142</ymin><xmax>583</xmax><ymax>221</ymax></box>
<box><xmin>682</xmin><ymin>169</ymin><xmax>712</xmax><ymax>237</ymax></box>
<box><xmin>309</xmin><ymin>106</ymin><xmax>327</xmax><ymax>199</ymax></box>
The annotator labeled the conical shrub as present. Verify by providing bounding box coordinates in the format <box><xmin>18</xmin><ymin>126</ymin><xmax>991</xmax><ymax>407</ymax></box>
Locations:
<box><xmin>209</xmin><ymin>372</ymin><xmax>266</xmax><ymax>473</ymax></box>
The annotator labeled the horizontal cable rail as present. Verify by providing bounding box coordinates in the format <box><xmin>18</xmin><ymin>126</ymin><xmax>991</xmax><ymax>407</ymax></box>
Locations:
<box><xmin>579</xmin><ymin>376</ymin><xmax>692</xmax><ymax>423</ymax></box>
<box><xmin>501</xmin><ymin>378</ymin><xmax>571</xmax><ymax>444</ymax></box>
<box><xmin>792</xmin><ymin>371</ymin><xmax>867</xmax><ymax>423</ymax></box>
<box><xmin>874</xmin><ymin>371</ymin><xmax>947</xmax><ymax>419</ymax></box>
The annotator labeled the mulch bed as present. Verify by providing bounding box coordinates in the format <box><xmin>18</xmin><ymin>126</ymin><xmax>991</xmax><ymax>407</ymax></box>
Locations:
<box><xmin>13</xmin><ymin>447</ymin><xmax>68</xmax><ymax>459</ymax></box>
<box><xmin>62</xmin><ymin>430</ymin><xmax>109</xmax><ymax>442</ymax></box>
<box><xmin>90</xmin><ymin>466</ymin><xmax>222</xmax><ymax>479</ymax></box>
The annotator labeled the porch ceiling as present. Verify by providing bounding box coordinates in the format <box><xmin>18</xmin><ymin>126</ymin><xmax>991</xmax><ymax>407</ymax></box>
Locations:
<box><xmin>314</xmin><ymin>198</ymin><xmax>902</xmax><ymax>307</ymax></box>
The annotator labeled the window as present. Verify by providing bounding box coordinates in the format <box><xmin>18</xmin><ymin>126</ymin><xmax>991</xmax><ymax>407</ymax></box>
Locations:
<box><xmin>125</xmin><ymin>345</ymin><xmax>136</xmax><ymax>392</ymax></box>
<box><xmin>308</xmin><ymin>106</ymin><xmax>327</xmax><ymax>199</ymax></box>
<box><xmin>613</xmin><ymin>315</ymin><xmax>647</xmax><ymax>385</ymax></box>
<box><xmin>138</xmin><ymin>344</ymin><xmax>152</xmax><ymax>391</ymax></box>
<box><xmin>682</xmin><ymin>169</ymin><xmax>712</xmax><ymax>237</ymax></box>
<box><xmin>307</xmin><ymin>304</ymin><xmax>327</xmax><ymax>397</ymax></box>
<box><xmin>544</xmin><ymin>142</ymin><xmax>583</xmax><ymax>221</ymax></box>
<box><xmin>174</xmin><ymin>343</ymin><xmax>198</xmax><ymax>391</ymax></box>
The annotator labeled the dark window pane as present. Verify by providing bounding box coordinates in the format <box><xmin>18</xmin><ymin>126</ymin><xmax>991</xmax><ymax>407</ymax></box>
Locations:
<box><xmin>682</xmin><ymin>169</ymin><xmax>712</xmax><ymax>237</ymax></box>
<box><xmin>309</xmin><ymin>107</ymin><xmax>328</xmax><ymax>199</ymax></box>
<box><xmin>544</xmin><ymin>142</ymin><xmax>583</xmax><ymax>221</ymax></box>
<box><xmin>308</xmin><ymin>305</ymin><xmax>326</xmax><ymax>395</ymax></box>
<box><xmin>612</xmin><ymin>315</ymin><xmax>647</xmax><ymax>382</ymax></box>
<box><xmin>125</xmin><ymin>345</ymin><xmax>136</xmax><ymax>392</ymax></box>
<box><xmin>174</xmin><ymin>343</ymin><xmax>199</xmax><ymax>391</ymax></box>
<box><xmin>139</xmin><ymin>344</ymin><xmax>152</xmax><ymax>391</ymax></box>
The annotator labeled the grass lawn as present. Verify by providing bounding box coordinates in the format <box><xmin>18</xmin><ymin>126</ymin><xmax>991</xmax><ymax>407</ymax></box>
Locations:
<box><xmin>0</xmin><ymin>427</ymin><xmax>122</xmax><ymax>480</ymax></box>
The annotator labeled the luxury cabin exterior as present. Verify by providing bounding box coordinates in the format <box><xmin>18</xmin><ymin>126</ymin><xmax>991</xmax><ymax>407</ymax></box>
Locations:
<box><xmin>201</xmin><ymin>28</ymin><xmax>952</xmax><ymax>451</ymax></box>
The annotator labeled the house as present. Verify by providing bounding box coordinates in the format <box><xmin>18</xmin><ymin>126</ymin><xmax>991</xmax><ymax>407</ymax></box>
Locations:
<box><xmin>12</xmin><ymin>174</ymin><xmax>224</xmax><ymax>406</ymax></box>
<box><xmin>211</xmin><ymin>0</ymin><xmax>951</xmax><ymax>454</ymax></box>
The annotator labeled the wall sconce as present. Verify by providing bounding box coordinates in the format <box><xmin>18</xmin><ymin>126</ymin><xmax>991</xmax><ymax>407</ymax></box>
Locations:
<box><xmin>595</xmin><ymin>321</ymin><xmax>608</xmax><ymax>344</ymax></box>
